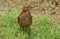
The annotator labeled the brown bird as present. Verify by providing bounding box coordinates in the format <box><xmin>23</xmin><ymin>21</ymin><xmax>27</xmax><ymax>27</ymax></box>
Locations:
<box><xmin>18</xmin><ymin>5</ymin><xmax>33</xmax><ymax>39</ymax></box>
<box><xmin>18</xmin><ymin>5</ymin><xmax>33</xmax><ymax>27</ymax></box>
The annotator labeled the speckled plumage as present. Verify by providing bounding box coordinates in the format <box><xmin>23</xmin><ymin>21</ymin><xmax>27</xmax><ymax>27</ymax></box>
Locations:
<box><xmin>18</xmin><ymin>5</ymin><xmax>32</xmax><ymax>27</ymax></box>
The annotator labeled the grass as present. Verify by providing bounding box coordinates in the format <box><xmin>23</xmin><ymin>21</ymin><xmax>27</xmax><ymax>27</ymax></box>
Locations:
<box><xmin>0</xmin><ymin>6</ymin><xmax>60</xmax><ymax>39</ymax></box>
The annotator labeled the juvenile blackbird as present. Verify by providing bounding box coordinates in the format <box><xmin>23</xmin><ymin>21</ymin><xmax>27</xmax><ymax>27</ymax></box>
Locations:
<box><xmin>18</xmin><ymin>5</ymin><xmax>33</xmax><ymax>27</ymax></box>
<box><xmin>18</xmin><ymin>5</ymin><xmax>34</xmax><ymax>39</ymax></box>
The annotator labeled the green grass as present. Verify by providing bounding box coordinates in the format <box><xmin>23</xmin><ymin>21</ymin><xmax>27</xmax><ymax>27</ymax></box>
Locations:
<box><xmin>0</xmin><ymin>7</ymin><xmax>60</xmax><ymax>39</ymax></box>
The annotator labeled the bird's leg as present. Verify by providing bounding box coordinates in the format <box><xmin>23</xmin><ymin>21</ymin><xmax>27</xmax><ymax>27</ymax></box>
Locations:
<box><xmin>28</xmin><ymin>27</ymin><xmax>31</xmax><ymax>39</ymax></box>
<box><xmin>22</xmin><ymin>27</ymin><xmax>25</xmax><ymax>34</ymax></box>
<box><xmin>20</xmin><ymin>26</ymin><xmax>31</xmax><ymax>39</ymax></box>
<box><xmin>20</xmin><ymin>26</ymin><xmax>24</xmax><ymax>34</ymax></box>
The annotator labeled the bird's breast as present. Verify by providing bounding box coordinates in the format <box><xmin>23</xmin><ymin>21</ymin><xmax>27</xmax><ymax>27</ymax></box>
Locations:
<box><xmin>18</xmin><ymin>13</ymin><xmax>32</xmax><ymax>27</ymax></box>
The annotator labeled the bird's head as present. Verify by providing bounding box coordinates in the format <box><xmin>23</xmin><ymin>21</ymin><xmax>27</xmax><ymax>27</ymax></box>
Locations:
<box><xmin>23</xmin><ymin>5</ymin><xmax>34</xmax><ymax>12</ymax></box>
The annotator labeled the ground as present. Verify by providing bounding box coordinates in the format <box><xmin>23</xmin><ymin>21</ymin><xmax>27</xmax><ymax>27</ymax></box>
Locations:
<box><xmin>0</xmin><ymin>0</ymin><xmax>60</xmax><ymax>39</ymax></box>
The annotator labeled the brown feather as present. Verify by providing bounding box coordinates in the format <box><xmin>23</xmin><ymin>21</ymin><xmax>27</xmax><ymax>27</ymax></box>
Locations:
<box><xmin>18</xmin><ymin>5</ymin><xmax>33</xmax><ymax>27</ymax></box>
